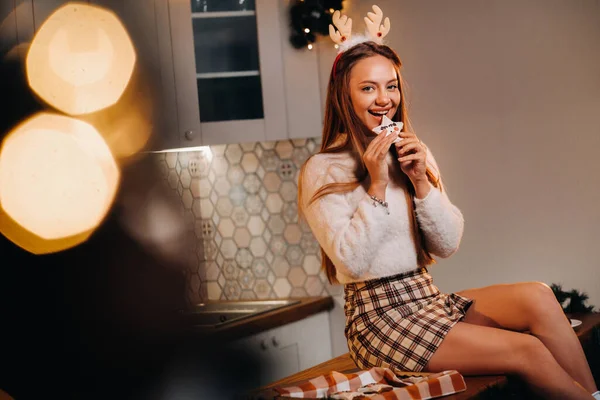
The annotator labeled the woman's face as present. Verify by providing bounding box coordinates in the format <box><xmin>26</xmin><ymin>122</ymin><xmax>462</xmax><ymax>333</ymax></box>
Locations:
<box><xmin>348</xmin><ymin>55</ymin><xmax>400</xmax><ymax>131</ymax></box>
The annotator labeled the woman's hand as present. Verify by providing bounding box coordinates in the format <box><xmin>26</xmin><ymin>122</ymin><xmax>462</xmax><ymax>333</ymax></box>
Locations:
<box><xmin>396</xmin><ymin>131</ymin><xmax>428</xmax><ymax>185</ymax></box>
<box><xmin>363</xmin><ymin>130</ymin><xmax>397</xmax><ymax>197</ymax></box>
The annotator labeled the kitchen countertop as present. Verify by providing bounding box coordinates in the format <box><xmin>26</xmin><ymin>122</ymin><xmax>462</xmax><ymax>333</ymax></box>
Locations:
<box><xmin>188</xmin><ymin>296</ymin><xmax>334</xmax><ymax>342</ymax></box>
<box><xmin>250</xmin><ymin>312</ymin><xmax>600</xmax><ymax>399</ymax></box>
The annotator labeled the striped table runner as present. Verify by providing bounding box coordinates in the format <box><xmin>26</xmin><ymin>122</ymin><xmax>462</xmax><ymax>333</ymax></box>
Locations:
<box><xmin>274</xmin><ymin>368</ymin><xmax>466</xmax><ymax>399</ymax></box>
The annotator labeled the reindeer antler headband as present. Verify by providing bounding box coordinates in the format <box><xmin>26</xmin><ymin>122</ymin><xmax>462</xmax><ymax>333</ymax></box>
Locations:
<box><xmin>329</xmin><ymin>5</ymin><xmax>391</xmax><ymax>77</ymax></box>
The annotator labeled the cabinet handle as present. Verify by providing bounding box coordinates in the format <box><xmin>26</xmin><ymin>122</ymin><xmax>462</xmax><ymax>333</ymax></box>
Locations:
<box><xmin>271</xmin><ymin>336</ymin><xmax>279</xmax><ymax>347</ymax></box>
<box><xmin>260</xmin><ymin>340</ymin><xmax>268</xmax><ymax>350</ymax></box>
<box><xmin>184</xmin><ymin>130</ymin><xmax>195</xmax><ymax>140</ymax></box>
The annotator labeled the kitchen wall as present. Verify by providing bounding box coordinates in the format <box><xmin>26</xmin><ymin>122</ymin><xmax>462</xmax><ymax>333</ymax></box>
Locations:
<box><xmin>339</xmin><ymin>0</ymin><xmax>600</xmax><ymax>306</ymax></box>
<box><xmin>154</xmin><ymin>139</ymin><xmax>343</xmax><ymax>305</ymax></box>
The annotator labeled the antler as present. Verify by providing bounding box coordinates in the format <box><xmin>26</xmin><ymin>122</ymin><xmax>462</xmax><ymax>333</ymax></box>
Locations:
<box><xmin>329</xmin><ymin>10</ymin><xmax>352</xmax><ymax>45</ymax></box>
<box><xmin>364</xmin><ymin>5</ymin><xmax>390</xmax><ymax>40</ymax></box>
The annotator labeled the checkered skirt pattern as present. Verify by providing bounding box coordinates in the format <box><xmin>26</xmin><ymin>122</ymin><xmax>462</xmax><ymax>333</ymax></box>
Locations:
<box><xmin>344</xmin><ymin>268</ymin><xmax>472</xmax><ymax>373</ymax></box>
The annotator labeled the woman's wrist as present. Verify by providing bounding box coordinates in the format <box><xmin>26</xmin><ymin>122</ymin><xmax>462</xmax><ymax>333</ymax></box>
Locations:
<box><xmin>412</xmin><ymin>178</ymin><xmax>431</xmax><ymax>199</ymax></box>
<box><xmin>368</xmin><ymin>181</ymin><xmax>387</xmax><ymax>200</ymax></box>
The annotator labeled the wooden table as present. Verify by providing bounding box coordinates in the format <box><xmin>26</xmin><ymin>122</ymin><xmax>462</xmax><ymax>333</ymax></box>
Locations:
<box><xmin>249</xmin><ymin>312</ymin><xmax>600</xmax><ymax>399</ymax></box>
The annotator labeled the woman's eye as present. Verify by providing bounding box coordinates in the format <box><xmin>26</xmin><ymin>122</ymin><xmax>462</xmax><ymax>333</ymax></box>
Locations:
<box><xmin>387</xmin><ymin>84</ymin><xmax>398</xmax><ymax>90</ymax></box>
<box><xmin>361</xmin><ymin>86</ymin><xmax>375</xmax><ymax>92</ymax></box>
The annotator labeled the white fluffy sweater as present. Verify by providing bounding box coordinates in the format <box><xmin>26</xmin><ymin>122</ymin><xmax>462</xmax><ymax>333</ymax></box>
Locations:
<box><xmin>300</xmin><ymin>146</ymin><xmax>464</xmax><ymax>284</ymax></box>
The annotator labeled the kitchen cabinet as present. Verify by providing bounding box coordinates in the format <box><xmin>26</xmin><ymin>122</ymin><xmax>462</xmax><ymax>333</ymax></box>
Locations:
<box><xmin>164</xmin><ymin>0</ymin><xmax>323</xmax><ymax>148</ymax></box>
<box><xmin>230</xmin><ymin>310</ymin><xmax>332</xmax><ymax>387</ymax></box>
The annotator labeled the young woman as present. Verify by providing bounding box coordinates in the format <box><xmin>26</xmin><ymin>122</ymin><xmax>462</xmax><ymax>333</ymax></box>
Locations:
<box><xmin>298</xmin><ymin>6</ymin><xmax>598</xmax><ymax>400</ymax></box>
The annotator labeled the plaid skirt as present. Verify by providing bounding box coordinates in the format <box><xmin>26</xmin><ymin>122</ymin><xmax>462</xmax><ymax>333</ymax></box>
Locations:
<box><xmin>344</xmin><ymin>268</ymin><xmax>472</xmax><ymax>373</ymax></box>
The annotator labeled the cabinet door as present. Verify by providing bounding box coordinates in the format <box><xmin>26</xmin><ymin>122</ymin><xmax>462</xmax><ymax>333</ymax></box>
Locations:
<box><xmin>167</xmin><ymin>0</ymin><xmax>288</xmax><ymax>147</ymax></box>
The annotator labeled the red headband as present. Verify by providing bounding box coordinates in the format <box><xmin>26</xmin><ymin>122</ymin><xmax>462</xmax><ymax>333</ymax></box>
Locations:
<box><xmin>332</xmin><ymin>52</ymin><xmax>343</xmax><ymax>79</ymax></box>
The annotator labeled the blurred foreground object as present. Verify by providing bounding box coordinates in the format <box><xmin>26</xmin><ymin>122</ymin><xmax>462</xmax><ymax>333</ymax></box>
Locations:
<box><xmin>0</xmin><ymin>112</ymin><xmax>119</xmax><ymax>254</ymax></box>
<box><xmin>26</xmin><ymin>3</ymin><xmax>136</xmax><ymax>115</ymax></box>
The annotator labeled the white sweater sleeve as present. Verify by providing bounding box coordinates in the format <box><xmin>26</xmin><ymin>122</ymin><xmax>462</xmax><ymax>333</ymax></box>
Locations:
<box><xmin>413</xmin><ymin>147</ymin><xmax>464</xmax><ymax>258</ymax></box>
<box><xmin>300</xmin><ymin>155</ymin><xmax>392</xmax><ymax>279</ymax></box>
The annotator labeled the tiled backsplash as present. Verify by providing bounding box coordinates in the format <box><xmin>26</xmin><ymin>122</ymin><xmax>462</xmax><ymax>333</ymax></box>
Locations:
<box><xmin>154</xmin><ymin>138</ymin><xmax>342</xmax><ymax>304</ymax></box>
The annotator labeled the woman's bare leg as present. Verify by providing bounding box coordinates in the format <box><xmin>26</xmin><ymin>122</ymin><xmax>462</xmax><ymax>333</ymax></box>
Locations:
<box><xmin>425</xmin><ymin>322</ymin><xmax>593</xmax><ymax>399</ymax></box>
<box><xmin>456</xmin><ymin>282</ymin><xmax>597</xmax><ymax>393</ymax></box>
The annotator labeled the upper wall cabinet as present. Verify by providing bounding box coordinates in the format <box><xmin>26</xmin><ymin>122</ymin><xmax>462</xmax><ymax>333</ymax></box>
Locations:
<box><xmin>165</xmin><ymin>0</ymin><xmax>323</xmax><ymax>148</ymax></box>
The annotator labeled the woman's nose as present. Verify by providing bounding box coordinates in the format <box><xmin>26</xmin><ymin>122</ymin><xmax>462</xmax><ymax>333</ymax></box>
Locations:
<box><xmin>375</xmin><ymin>90</ymin><xmax>389</xmax><ymax>105</ymax></box>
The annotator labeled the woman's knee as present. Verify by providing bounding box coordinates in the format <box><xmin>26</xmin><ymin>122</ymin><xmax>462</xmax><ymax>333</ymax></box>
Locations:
<box><xmin>517</xmin><ymin>281</ymin><xmax>563</xmax><ymax>316</ymax></box>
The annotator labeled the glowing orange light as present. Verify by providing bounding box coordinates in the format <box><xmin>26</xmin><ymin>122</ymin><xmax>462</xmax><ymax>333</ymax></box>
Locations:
<box><xmin>0</xmin><ymin>113</ymin><xmax>120</xmax><ymax>254</ymax></box>
<box><xmin>26</xmin><ymin>3</ymin><xmax>136</xmax><ymax>115</ymax></box>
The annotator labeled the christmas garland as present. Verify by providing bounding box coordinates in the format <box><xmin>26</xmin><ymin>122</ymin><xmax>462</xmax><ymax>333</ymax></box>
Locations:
<box><xmin>288</xmin><ymin>0</ymin><xmax>344</xmax><ymax>50</ymax></box>
<box><xmin>551</xmin><ymin>283</ymin><xmax>596</xmax><ymax>313</ymax></box>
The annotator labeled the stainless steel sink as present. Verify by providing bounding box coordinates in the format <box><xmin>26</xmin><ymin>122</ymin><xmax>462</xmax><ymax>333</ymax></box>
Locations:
<box><xmin>182</xmin><ymin>299</ymin><xmax>301</xmax><ymax>328</ymax></box>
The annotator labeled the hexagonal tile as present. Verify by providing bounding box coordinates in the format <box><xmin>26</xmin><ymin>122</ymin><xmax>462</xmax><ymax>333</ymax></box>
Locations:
<box><xmin>277</xmin><ymin>160</ymin><xmax>296</xmax><ymax>181</ymax></box>
<box><xmin>291</xmin><ymin>138</ymin><xmax>307</xmax><ymax>147</ymax></box>
<box><xmin>269</xmin><ymin>235</ymin><xmax>286</xmax><ymax>256</ymax></box>
<box><xmin>238</xmin><ymin>269</ymin><xmax>255</xmax><ymax>290</ymax></box>
<box><xmin>273</xmin><ymin>256</ymin><xmax>290</xmax><ymax>278</ymax></box>
<box><xmin>223</xmin><ymin>280</ymin><xmax>242</xmax><ymax>300</ymax></box>
<box><xmin>222</xmin><ymin>260</ymin><xmax>239</xmax><ymax>280</ymax></box>
<box><xmin>221</xmin><ymin>238</ymin><xmax>237</xmax><ymax>259</ymax></box>
<box><xmin>299</xmin><ymin>217</ymin><xmax>313</xmax><ymax>233</ymax></box>
<box><xmin>302</xmin><ymin>254</ymin><xmax>321</xmax><ymax>275</ymax></box>
<box><xmin>280</xmin><ymin>181</ymin><xmax>297</xmax><ymax>203</ymax></box>
<box><xmin>275</xmin><ymin>140</ymin><xmax>293</xmax><ymax>159</ymax></box>
<box><xmin>235</xmin><ymin>248</ymin><xmax>253</xmax><ymax>269</ymax></box>
<box><xmin>206</xmin><ymin>282</ymin><xmax>221</xmax><ymax>300</ymax></box>
<box><xmin>214</xmin><ymin>177</ymin><xmax>231</xmax><ymax>197</ymax></box>
<box><xmin>300</xmin><ymin>233</ymin><xmax>319</xmax><ymax>255</ymax></box>
<box><xmin>211</xmin><ymin>144</ymin><xmax>226</xmax><ymax>156</ymax></box>
<box><xmin>267</xmin><ymin>215</ymin><xmax>286</xmax><ymax>236</ymax></box>
<box><xmin>285</xmin><ymin>245</ymin><xmax>304</xmax><ymax>267</ymax></box>
<box><xmin>203</xmin><ymin>240</ymin><xmax>218</xmax><ymax>262</ymax></box>
<box><xmin>216</xmin><ymin>197</ymin><xmax>233</xmax><ymax>217</ymax></box>
<box><xmin>249</xmin><ymin>237</ymin><xmax>267</xmax><ymax>257</ymax></box>
<box><xmin>200</xmin><ymin>198</ymin><xmax>213</xmax><ymax>218</ymax></box>
<box><xmin>263</xmin><ymin>228</ymin><xmax>272</xmax><ymax>245</ymax></box>
<box><xmin>288</xmin><ymin>266</ymin><xmax>307</xmax><ymax>288</ymax></box>
<box><xmin>204</xmin><ymin>261</ymin><xmax>220</xmax><ymax>281</ymax></box>
<box><xmin>167</xmin><ymin>170</ymin><xmax>178</xmax><ymax>189</ymax></box>
<box><xmin>241</xmin><ymin>153</ymin><xmax>259</xmax><ymax>173</ymax></box>
<box><xmin>284</xmin><ymin>224</ymin><xmax>302</xmax><ymax>245</ymax></box>
<box><xmin>252</xmin><ymin>258</ymin><xmax>269</xmax><ymax>278</ymax></box>
<box><xmin>245</xmin><ymin>194</ymin><xmax>263</xmax><ymax>215</ymax></box>
<box><xmin>290</xmin><ymin>288</ymin><xmax>308</xmax><ymax>298</ymax></box>
<box><xmin>259</xmin><ymin>186</ymin><xmax>268</xmax><ymax>201</ymax></box>
<box><xmin>157</xmin><ymin>159</ymin><xmax>168</xmax><ymax>178</ymax></box>
<box><xmin>247</xmin><ymin>215</ymin><xmax>265</xmax><ymax>236</ymax></box>
<box><xmin>254</xmin><ymin>279</ymin><xmax>271</xmax><ymax>299</ymax></box>
<box><xmin>229</xmin><ymin>185</ymin><xmax>246</xmax><ymax>207</ymax></box>
<box><xmin>273</xmin><ymin>278</ymin><xmax>292</xmax><ymax>298</ymax></box>
<box><xmin>260</xmin><ymin>149</ymin><xmax>278</xmax><ymax>171</ymax></box>
<box><xmin>240</xmin><ymin>290</ymin><xmax>256</xmax><ymax>300</ymax></box>
<box><xmin>211</xmin><ymin>156</ymin><xmax>228</xmax><ymax>176</ymax></box>
<box><xmin>265</xmin><ymin>193</ymin><xmax>283</xmax><ymax>214</ymax></box>
<box><xmin>180</xmin><ymin>168</ymin><xmax>192</xmax><ymax>188</ymax></box>
<box><xmin>240</xmin><ymin>142</ymin><xmax>256</xmax><ymax>152</ymax></box>
<box><xmin>261</xmin><ymin>141</ymin><xmax>276</xmax><ymax>150</ymax></box>
<box><xmin>233</xmin><ymin>227</ymin><xmax>251</xmax><ymax>248</ymax></box>
<box><xmin>231</xmin><ymin>207</ymin><xmax>249</xmax><ymax>227</ymax></box>
<box><xmin>242</xmin><ymin>173</ymin><xmax>261</xmax><ymax>194</ymax></box>
<box><xmin>190</xmin><ymin>178</ymin><xmax>205</xmax><ymax>198</ymax></box>
<box><xmin>165</xmin><ymin>152</ymin><xmax>178</xmax><ymax>168</ymax></box>
<box><xmin>181</xmin><ymin>189</ymin><xmax>193</xmax><ymax>209</ymax></box>
<box><xmin>218</xmin><ymin>218</ymin><xmax>235</xmax><ymax>238</ymax></box>
<box><xmin>304</xmin><ymin>276</ymin><xmax>324</xmax><ymax>296</ymax></box>
<box><xmin>282</xmin><ymin>202</ymin><xmax>298</xmax><ymax>223</ymax></box>
<box><xmin>192</xmin><ymin>199</ymin><xmax>202</xmax><ymax>218</ymax></box>
<box><xmin>224</xmin><ymin>144</ymin><xmax>243</xmax><ymax>164</ymax></box>
<box><xmin>227</xmin><ymin>165</ymin><xmax>245</xmax><ymax>185</ymax></box>
<box><xmin>292</xmin><ymin>147</ymin><xmax>310</xmax><ymax>168</ymax></box>
<box><xmin>306</xmin><ymin>139</ymin><xmax>317</xmax><ymax>153</ymax></box>
<box><xmin>263</xmin><ymin>171</ymin><xmax>281</xmax><ymax>193</ymax></box>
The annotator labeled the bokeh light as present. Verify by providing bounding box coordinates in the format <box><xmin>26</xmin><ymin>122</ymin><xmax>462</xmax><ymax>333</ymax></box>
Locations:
<box><xmin>0</xmin><ymin>113</ymin><xmax>120</xmax><ymax>254</ymax></box>
<box><xmin>26</xmin><ymin>3</ymin><xmax>136</xmax><ymax>115</ymax></box>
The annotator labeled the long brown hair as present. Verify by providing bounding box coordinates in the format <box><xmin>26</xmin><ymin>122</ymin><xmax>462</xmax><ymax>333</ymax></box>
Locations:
<box><xmin>298</xmin><ymin>42</ymin><xmax>440</xmax><ymax>284</ymax></box>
